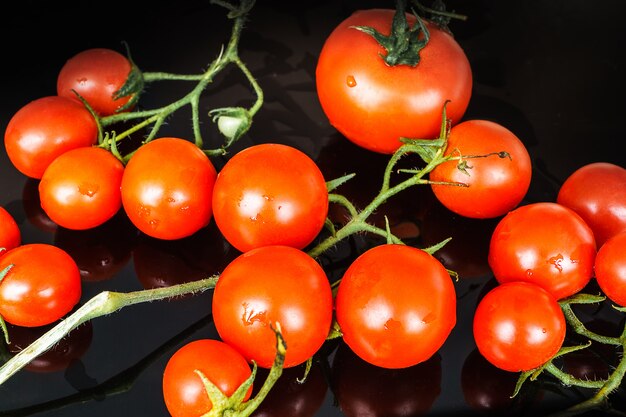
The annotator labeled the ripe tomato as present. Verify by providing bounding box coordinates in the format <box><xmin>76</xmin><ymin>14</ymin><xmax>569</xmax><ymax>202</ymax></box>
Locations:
<box><xmin>0</xmin><ymin>206</ymin><xmax>21</xmax><ymax>256</ymax></box>
<box><xmin>39</xmin><ymin>146</ymin><xmax>124</xmax><ymax>230</ymax></box>
<box><xmin>556</xmin><ymin>162</ymin><xmax>626</xmax><ymax>248</ymax></box>
<box><xmin>429</xmin><ymin>120</ymin><xmax>532</xmax><ymax>219</ymax></box>
<box><xmin>488</xmin><ymin>202</ymin><xmax>596</xmax><ymax>300</ymax></box>
<box><xmin>57</xmin><ymin>48</ymin><xmax>137</xmax><ymax>116</ymax></box>
<box><xmin>4</xmin><ymin>96</ymin><xmax>98</xmax><ymax>179</ymax></box>
<box><xmin>335</xmin><ymin>244</ymin><xmax>456</xmax><ymax>369</ymax></box>
<box><xmin>316</xmin><ymin>8</ymin><xmax>472</xmax><ymax>154</ymax></box>
<box><xmin>212</xmin><ymin>245</ymin><xmax>333</xmax><ymax>369</ymax></box>
<box><xmin>473</xmin><ymin>281</ymin><xmax>566</xmax><ymax>372</ymax></box>
<box><xmin>120</xmin><ymin>137</ymin><xmax>217</xmax><ymax>240</ymax></box>
<box><xmin>0</xmin><ymin>243</ymin><xmax>81</xmax><ymax>327</ymax></box>
<box><xmin>212</xmin><ymin>143</ymin><xmax>328</xmax><ymax>253</ymax></box>
<box><xmin>162</xmin><ymin>339</ymin><xmax>252</xmax><ymax>417</ymax></box>
<box><xmin>594</xmin><ymin>230</ymin><xmax>626</xmax><ymax>307</ymax></box>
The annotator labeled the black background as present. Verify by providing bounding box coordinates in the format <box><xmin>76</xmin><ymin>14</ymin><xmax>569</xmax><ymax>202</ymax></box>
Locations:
<box><xmin>1</xmin><ymin>1</ymin><xmax>626</xmax><ymax>416</ymax></box>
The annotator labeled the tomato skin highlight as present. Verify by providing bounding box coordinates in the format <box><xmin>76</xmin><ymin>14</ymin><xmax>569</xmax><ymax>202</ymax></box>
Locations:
<box><xmin>39</xmin><ymin>146</ymin><xmax>124</xmax><ymax>230</ymax></box>
<box><xmin>0</xmin><ymin>207</ymin><xmax>21</xmax><ymax>256</ymax></box>
<box><xmin>429</xmin><ymin>120</ymin><xmax>532</xmax><ymax>219</ymax></box>
<box><xmin>488</xmin><ymin>202</ymin><xmax>596</xmax><ymax>300</ymax></box>
<box><xmin>120</xmin><ymin>137</ymin><xmax>217</xmax><ymax>240</ymax></box>
<box><xmin>162</xmin><ymin>339</ymin><xmax>252</xmax><ymax>417</ymax></box>
<box><xmin>57</xmin><ymin>48</ymin><xmax>134</xmax><ymax>116</ymax></box>
<box><xmin>4</xmin><ymin>96</ymin><xmax>98</xmax><ymax>179</ymax></box>
<box><xmin>473</xmin><ymin>281</ymin><xmax>566</xmax><ymax>372</ymax></box>
<box><xmin>335</xmin><ymin>244</ymin><xmax>456</xmax><ymax>369</ymax></box>
<box><xmin>557</xmin><ymin>162</ymin><xmax>626</xmax><ymax>248</ymax></box>
<box><xmin>0</xmin><ymin>243</ymin><xmax>81</xmax><ymax>327</ymax></box>
<box><xmin>212</xmin><ymin>245</ymin><xmax>333</xmax><ymax>369</ymax></box>
<box><xmin>212</xmin><ymin>143</ymin><xmax>328</xmax><ymax>252</ymax></box>
<box><xmin>594</xmin><ymin>231</ymin><xmax>626</xmax><ymax>307</ymax></box>
<box><xmin>316</xmin><ymin>9</ymin><xmax>472</xmax><ymax>154</ymax></box>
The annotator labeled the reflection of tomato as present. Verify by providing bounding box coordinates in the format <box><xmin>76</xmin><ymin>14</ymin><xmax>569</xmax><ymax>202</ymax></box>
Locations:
<box><xmin>53</xmin><ymin>211</ymin><xmax>137</xmax><ymax>282</ymax></box>
<box><xmin>0</xmin><ymin>206</ymin><xmax>21</xmax><ymax>256</ymax></box>
<box><xmin>335</xmin><ymin>244</ymin><xmax>456</xmax><ymax>369</ymax></box>
<box><xmin>488</xmin><ymin>202</ymin><xmax>596</xmax><ymax>300</ymax></box>
<box><xmin>7</xmin><ymin>321</ymin><xmax>93</xmax><ymax>373</ymax></box>
<box><xmin>557</xmin><ymin>162</ymin><xmax>626</xmax><ymax>248</ymax></box>
<box><xmin>133</xmin><ymin>221</ymin><xmax>234</xmax><ymax>289</ymax></box>
<box><xmin>461</xmin><ymin>348</ymin><xmax>518</xmax><ymax>412</ymax></box>
<box><xmin>331</xmin><ymin>341</ymin><xmax>442</xmax><ymax>416</ymax></box>
<box><xmin>421</xmin><ymin>193</ymin><xmax>499</xmax><ymax>279</ymax></box>
<box><xmin>251</xmin><ymin>361</ymin><xmax>327</xmax><ymax>417</ymax></box>
<box><xmin>22</xmin><ymin>178</ymin><xmax>58</xmax><ymax>233</ymax></box>
<box><xmin>429</xmin><ymin>120</ymin><xmax>532</xmax><ymax>219</ymax></box>
<box><xmin>316</xmin><ymin>8</ymin><xmax>472</xmax><ymax>154</ymax></box>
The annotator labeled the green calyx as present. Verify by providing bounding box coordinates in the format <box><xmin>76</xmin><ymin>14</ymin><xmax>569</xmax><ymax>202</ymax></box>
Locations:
<box><xmin>352</xmin><ymin>0</ymin><xmax>430</xmax><ymax>67</ymax></box>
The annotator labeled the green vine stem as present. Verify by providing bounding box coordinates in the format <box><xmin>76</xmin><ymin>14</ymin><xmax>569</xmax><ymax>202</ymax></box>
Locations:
<box><xmin>98</xmin><ymin>0</ymin><xmax>261</xmax><ymax>158</ymax></box>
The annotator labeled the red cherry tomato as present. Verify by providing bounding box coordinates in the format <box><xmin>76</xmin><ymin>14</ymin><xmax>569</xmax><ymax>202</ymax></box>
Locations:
<box><xmin>335</xmin><ymin>244</ymin><xmax>456</xmax><ymax>369</ymax></box>
<box><xmin>429</xmin><ymin>120</ymin><xmax>532</xmax><ymax>219</ymax></box>
<box><xmin>0</xmin><ymin>206</ymin><xmax>21</xmax><ymax>256</ymax></box>
<box><xmin>488</xmin><ymin>202</ymin><xmax>596</xmax><ymax>300</ymax></box>
<box><xmin>0</xmin><ymin>243</ymin><xmax>81</xmax><ymax>327</ymax></box>
<box><xmin>594</xmin><ymin>230</ymin><xmax>626</xmax><ymax>307</ymax></box>
<box><xmin>473</xmin><ymin>281</ymin><xmax>566</xmax><ymax>372</ymax></box>
<box><xmin>4</xmin><ymin>96</ymin><xmax>98</xmax><ymax>179</ymax></box>
<box><xmin>121</xmin><ymin>137</ymin><xmax>217</xmax><ymax>240</ymax></box>
<box><xmin>557</xmin><ymin>162</ymin><xmax>626</xmax><ymax>248</ymax></box>
<box><xmin>162</xmin><ymin>339</ymin><xmax>252</xmax><ymax>417</ymax></box>
<box><xmin>212</xmin><ymin>143</ymin><xmax>328</xmax><ymax>252</ymax></box>
<box><xmin>212</xmin><ymin>245</ymin><xmax>333</xmax><ymax>368</ymax></box>
<box><xmin>316</xmin><ymin>8</ymin><xmax>472</xmax><ymax>154</ymax></box>
<box><xmin>39</xmin><ymin>146</ymin><xmax>124</xmax><ymax>230</ymax></box>
<box><xmin>57</xmin><ymin>48</ymin><xmax>136</xmax><ymax>116</ymax></box>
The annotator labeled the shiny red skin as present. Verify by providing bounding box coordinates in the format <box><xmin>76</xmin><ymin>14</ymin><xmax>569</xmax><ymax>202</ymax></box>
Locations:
<box><xmin>594</xmin><ymin>231</ymin><xmax>626</xmax><ymax>306</ymax></box>
<box><xmin>557</xmin><ymin>162</ymin><xmax>626</xmax><ymax>248</ymax></box>
<box><xmin>0</xmin><ymin>207</ymin><xmax>21</xmax><ymax>256</ymax></box>
<box><xmin>316</xmin><ymin>9</ymin><xmax>472</xmax><ymax>154</ymax></box>
<box><xmin>473</xmin><ymin>281</ymin><xmax>566</xmax><ymax>372</ymax></box>
<box><xmin>488</xmin><ymin>202</ymin><xmax>597</xmax><ymax>300</ymax></box>
<box><xmin>4</xmin><ymin>96</ymin><xmax>98</xmax><ymax>179</ymax></box>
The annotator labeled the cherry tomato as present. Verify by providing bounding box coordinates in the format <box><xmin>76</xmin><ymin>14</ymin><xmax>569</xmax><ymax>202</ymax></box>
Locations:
<box><xmin>0</xmin><ymin>206</ymin><xmax>21</xmax><ymax>256</ymax></box>
<box><xmin>0</xmin><ymin>243</ymin><xmax>81</xmax><ymax>327</ymax></box>
<box><xmin>429</xmin><ymin>120</ymin><xmax>532</xmax><ymax>219</ymax></box>
<box><xmin>335</xmin><ymin>244</ymin><xmax>456</xmax><ymax>369</ymax></box>
<box><xmin>162</xmin><ymin>339</ymin><xmax>253</xmax><ymax>417</ymax></box>
<box><xmin>57</xmin><ymin>48</ymin><xmax>136</xmax><ymax>116</ymax></box>
<box><xmin>39</xmin><ymin>146</ymin><xmax>124</xmax><ymax>230</ymax></box>
<box><xmin>488</xmin><ymin>202</ymin><xmax>596</xmax><ymax>300</ymax></box>
<box><xmin>7</xmin><ymin>321</ymin><xmax>93</xmax><ymax>373</ymax></box>
<box><xmin>212</xmin><ymin>143</ymin><xmax>328</xmax><ymax>252</ymax></box>
<box><xmin>557</xmin><ymin>162</ymin><xmax>626</xmax><ymax>248</ymax></box>
<box><xmin>331</xmin><ymin>341</ymin><xmax>442</xmax><ymax>417</ymax></box>
<box><xmin>473</xmin><ymin>281</ymin><xmax>566</xmax><ymax>372</ymax></box>
<box><xmin>120</xmin><ymin>137</ymin><xmax>217</xmax><ymax>240</ymax></box>
<box><xmin>316</xmin><ymin>8</ymin><xmax>472</xmax><ymax>154</ymax></box>
<box><xmin>212</xmin><ymin>245</ymin><xmax>333</xmax><ymax>368</ymax></box>
<box><xmin>594</xmin><ymin>230</ymin><xmax>626</xmax><ymax>307</ymax></box>
<box><xmin>4</xmin><ymin>96</ymin><xmax>98</xmax><ymax>179</ymax></box>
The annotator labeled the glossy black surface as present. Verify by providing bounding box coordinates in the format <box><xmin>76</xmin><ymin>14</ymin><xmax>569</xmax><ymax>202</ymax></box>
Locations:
<box><xmin>1</xmin><ymin>1</ymin><xmax>626</xmax><ymax>416</ymax></box>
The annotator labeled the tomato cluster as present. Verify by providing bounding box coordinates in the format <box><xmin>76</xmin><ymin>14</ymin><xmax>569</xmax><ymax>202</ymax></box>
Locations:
<box><xmin>1</xmin><ymin>1</ymin><xmax>626</xmax><ymax>416</ymax></box>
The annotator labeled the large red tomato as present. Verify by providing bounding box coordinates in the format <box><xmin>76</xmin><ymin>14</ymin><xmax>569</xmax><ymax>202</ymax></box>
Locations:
<box><xmin>4</xmin><ymin>96</ymin><xmax>98</xmax><ymax>179</ymax></box>
<box><xmin>557</xmin><ymin>162</ymin><xmax>626</xmax><ymax>248</ymax></box>
<box><xmin>212</xmin><ymin>143</ymin><xmax>328</xmax><ymax>253</ymax></box>
<box><xmin>429</xmin><ymin>120</ymin><xmax>532</xmax><ymax>219</ymax></box>
<box><xmin>488</xmin><ymin>202</ymin><xmax>596</xmax><ymax>300</ymax></box>
<box><xmin>335</xmin><ymin>244</ymin><xmax>456</xmax><ymax>369</ymax></box>
<box><xmin>316</xmin><ymin>8</ymin><xmax>472</xmax><ymax>154</ymax></box>
<box><xmin>0</xmin><ymin>206</ymin><xmax>21</xmax><ymax>256</ymax></box>
<box><xmin>57</xmin><ymin>48</ymin><xmax>136</xmax><ymax>116</ymax></box>
<box><xmin>212</xmin><ymin>245</ymin><xmax>333</xmax><ymax>369</ymax></box>
<box><xmin>120</xmin><ymin>137</ymin><xmax>217</xmax><ymax>240</ymax></box>
<box><xmin>473</xmin><ymin>281</ymin><xmax>566</xmax><ymax>372</ymax></box>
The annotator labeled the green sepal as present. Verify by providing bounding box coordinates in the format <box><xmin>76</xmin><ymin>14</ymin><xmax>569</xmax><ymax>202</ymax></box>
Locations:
<box><xmin>113</xmin><ymin>43</ymin><xmax>144</xmax><ymax>113</ymax></box>
<box><xmin>326</xmin><ymin>173</ymin><xmax>356</xmax><ymax>192</ymax></box>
